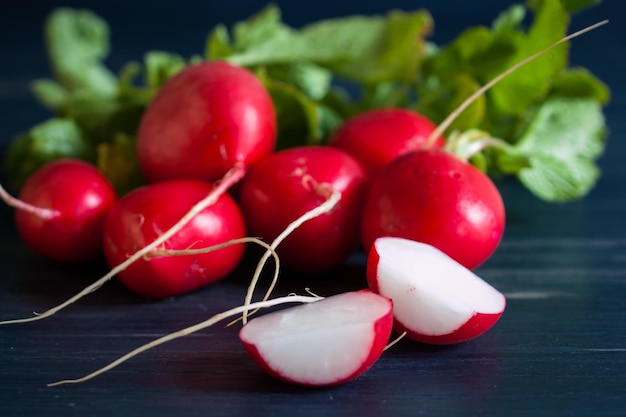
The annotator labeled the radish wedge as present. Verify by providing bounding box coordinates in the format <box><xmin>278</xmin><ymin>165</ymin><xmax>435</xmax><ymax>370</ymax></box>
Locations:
<box><xmin>367</xmin><ymin>237</ymin><xmax>505</xmax><ymax>345</ymax></box>
<box><xmin>239</xmin><ymin>289</ymin><xmax>393</xmax><ymax>386</ymax></box>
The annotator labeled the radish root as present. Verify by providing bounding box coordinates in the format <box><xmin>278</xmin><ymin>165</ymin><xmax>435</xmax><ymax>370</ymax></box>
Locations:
<box><xmin>0</xmin><ymin>183</ymin><xmax>59</xmax><ymax>220</ymax></box>
<box><xmin>384</xmin><ymin>332</ymin><xmax>407</xmax><ymax>351</ymax></box>
<box><xmin>0</xmin><ymin>164</ymin><xmax>247</xmax><ymax>325</ymax></box>
<box><xmin>241</xmin><ymin>188</ymin><xmax>341</xmax><ymax>324</ymax></box>
<box><xmin>47</xmin><ymin>294</ymin><xmax>323</xmax><ymax>387</ymax></box>
<box><xmin>424</xmin><ymin>19</ymin><xmax>609</xmax><ymax>149</ymax></box>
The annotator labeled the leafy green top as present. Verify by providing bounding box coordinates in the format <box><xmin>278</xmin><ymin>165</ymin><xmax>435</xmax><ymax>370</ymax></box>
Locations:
<box><xmin>3</xmin><ymin>0</ymin><xmax>609</xmax><ymax>201</ymax></box>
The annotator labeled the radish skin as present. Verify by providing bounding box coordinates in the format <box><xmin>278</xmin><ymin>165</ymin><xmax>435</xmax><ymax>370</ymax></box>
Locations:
<box><xmin>137</xmin><ymin>61</ymin><xmax>276</xmax><ymax>183</ymax></box>
<box><xmin>328</xmin><ymin>108</ymin><xmax>445</xmax><ymax>179</ymax></box>
<box><xmin>368</xmin><ymin>237</ymin><xmax>505</xmax><ymax>344</ymax></box>
<box><xmin>239</xmin><ymin>289</ymin><xmax>393</xmax><ymax>386</ymax></box>
<box><xmin>238</xmin><ymin>146</ymin><xmax>368</xmax><ymax>273</ymax></box>
<box><xmin>0</xmin><ymin>159</ymin><xmax>117</xmax><ymax>263</ymax></box>
<box><xmin>102</xmin><ymin>179</ymin><xmax>247</xmax><ymax>298</ymax></box>
<box><xmin>361</xmin><ymin>149</ymin><xmax>505</xmax><ymax>269</ymax></box>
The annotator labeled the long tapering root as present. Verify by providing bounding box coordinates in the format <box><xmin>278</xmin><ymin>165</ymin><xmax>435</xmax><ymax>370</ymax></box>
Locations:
<box><xmin>47</xmin><ymin>294</ymin><xmax>322</xmax><ymax>387</ymax></box>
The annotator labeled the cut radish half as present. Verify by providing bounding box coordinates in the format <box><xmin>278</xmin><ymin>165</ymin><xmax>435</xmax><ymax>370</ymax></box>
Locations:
<box><xmin>367</xmin><ymin>237</ymin><xmax>505</xmax><ymax>345</ymax></box>
<box><xmin>239</xmin><ymin>289</ymin><xmax>393</xmax><ymax>386</ymax></box>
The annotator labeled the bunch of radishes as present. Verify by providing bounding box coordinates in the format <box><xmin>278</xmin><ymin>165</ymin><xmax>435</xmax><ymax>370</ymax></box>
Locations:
<box><xmin>1</xmin><ymin>57</ymin><xmax>512</xmax><ymax>387</ymax></box>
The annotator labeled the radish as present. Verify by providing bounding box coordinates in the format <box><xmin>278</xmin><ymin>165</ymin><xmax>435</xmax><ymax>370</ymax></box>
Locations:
<box><xmin>357</xmin><ymin>22</ymin><xmax>609</xmax><ymax>271</ymax></box>
<box><xmin>0</xmin><ymin>159</ymin><xmax>117</xmax><ymax>263</ymax></box>
<box><xmin>1</xmin><ymin>61</ymin><xmax>274</xmax><ymax>322</ymax></box>
<box><xmin>102</xmin><ymin>179</ymin><xmax>247</xmax><ymax>298</ymax></box>
<box><xmin>47</xmin><ymin>290</ymin><xmax>393</xmax><ymax>387</ymax></box>
<box><xmin>327</xmin><ymin>108</ymin><xmax>445</xmax><ymax>179</ymax></box>
<box><xmin>238</xmin><ymin>146</ymin><xmax>368</xmax><ymax>273</ymax></box>
<box><xmin>367</xmin><ymin>237</ymin><xmax>505</xmax><ymax>344</ymax></box>
<box><xmin>239</xmin><ymin>289</ymin><xmax>393</xmax><ymax>386</ymax></box>
<box><xmin>136</xmin><ymin>61</ymin><xmax>276</xmax><ymax>183</ymax></box>
<box><xmin>360</xmin><ymin>149</ymin><xmax>505</xmax><ymax>269</ymax></box>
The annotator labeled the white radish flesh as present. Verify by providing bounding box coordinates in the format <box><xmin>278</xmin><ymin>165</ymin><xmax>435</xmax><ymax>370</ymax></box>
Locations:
<box><xmin>239</xmin><ymin>289</ymin><xmax>393</xmax><ymax>386</ymax></box>
<box><xmin>368</xmin><ymin>237</ymin><xmax>505</xmax><ymax>344</ymax></box>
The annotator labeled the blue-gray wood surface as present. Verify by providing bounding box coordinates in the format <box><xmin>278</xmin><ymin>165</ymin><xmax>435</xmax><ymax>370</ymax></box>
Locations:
<box><xmin>1</xmin><ymin>1</ymin><xmax>624</xmax><ymax>416</ymax></box>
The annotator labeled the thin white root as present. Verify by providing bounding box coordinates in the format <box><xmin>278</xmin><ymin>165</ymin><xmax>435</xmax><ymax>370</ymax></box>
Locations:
<box><xmin>424</xmin><ymin>19</ymin><xmax>609</xmax><ymax>148</ymax></box>
<box><xmin>241</xmin><ymin>189</ymin><xmax>342</xmax><ymax>324</ymax></box>
<box><xmin>149</xmin><ymin>236</ymin><xmax>281</xmax><ymax>327</ymax></box>
<box><xmin>0</xmin><ymin>164</ymin><xmax>246</xmax><ymax>325</ymax></box>
<box><xmin>145</xmin><ymin>237</ymin><xmax>280</xmax><ymax>285</ymax></box>
<box><xmin>384</xmin><ymin>332</ymin><xmax>407</xmax><ymax>351</ymax></box>
<box><xmin>46</xmin><ymin>294</ymin><xmax>322</xmax><ymax>387</ymax></box>
<box><xmin>0</xmin><ymin>183</ymin><xmax>59</xmax><ymax>220</ymax></box>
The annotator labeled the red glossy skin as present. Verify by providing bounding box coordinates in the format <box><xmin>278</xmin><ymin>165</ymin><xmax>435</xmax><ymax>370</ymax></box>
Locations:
<box><xmin>239</xmin><ymin>289</ymin><xmax>394</xmax><ymax>387</ymax></box>
<box><xmin>367</xmin><ymin>247</ymin><xmax>505</xmax><ymax>344</ymax></box>
<box><xmin>238</xmin><ymin>146</ymin><xmax>369</xmax><ymax>273</ymax></box>
<box><xmin>14</xmin><ymin>159</ymin><xmax>117</xmax><ymax>263</ymax></box>
<box><xmin>361</xmin><ymin>149</ymin><xmax>505</xmax><ymax>270</ymax></box>
<box><xmin>102</xmin><ymin>179</ymin><xmax>246</xmax><ymax>298</ymax></box>
<box><xmin>327</xmin><ymin>108</ymin><xmax>445</xmax><ymax>179</ymax></box>
<box><xmin>137</xmin><ymin>61</ymin><xmax>276</xmax><ymax>183</ymax></box>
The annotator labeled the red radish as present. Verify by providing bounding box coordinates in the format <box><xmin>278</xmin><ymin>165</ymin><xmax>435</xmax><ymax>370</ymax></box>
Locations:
<box><xmin>238</xmin><ymin>146</ymin><xmax>368</xmax><ymax>273</ymax></box>
<box><xmin>327</xmin><ymin>108</ymin><xmax>445</xmax><ymax>179</ymax></box>
<box><xmin>102</xmin><ymin>179</ymin><xmax>246</xmax><ymax>298</ymax></box>
<box><xmin>0</xmin><ymin>159</ymin><xmax>117</xmax><ymax>263</ymax></box>
<box><xmin>136</xmin><ymin>61</ymin><xmax>276</xmax><ymax>183</ymax></box>
<box><xmin>367</xmin><ymin>237</ymin><xmax>505</xmax><ymax>344</ymax></box>
<box><xmin>360</xmin><ymin>149</ymin><xmax>505</xmax><ymax>269</ymax></box>
<box><xmin>239</xmin><ymin>289</ymin><xmax>393</xmax><ymax>386</ymax></box>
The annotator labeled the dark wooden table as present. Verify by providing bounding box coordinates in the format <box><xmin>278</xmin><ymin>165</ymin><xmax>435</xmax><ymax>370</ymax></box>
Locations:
<box><xmin>1</xmin><ymin>2</ymin><xmax>625</xmax><ymax>416</ymax></box>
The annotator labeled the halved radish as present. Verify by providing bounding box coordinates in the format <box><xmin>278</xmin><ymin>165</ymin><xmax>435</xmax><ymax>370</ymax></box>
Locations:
<box><xmin>239</xmin><ymin>289</ymin><xmax>393</xmax><ymax>386</ymax></box>
<box><xmin>367</xmin><ymin>237</ymin><xmax>505</xmax><ymax>345</ymax></box>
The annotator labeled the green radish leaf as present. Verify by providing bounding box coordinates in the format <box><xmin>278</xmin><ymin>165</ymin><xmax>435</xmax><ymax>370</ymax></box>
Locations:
<box><xmin>559</xmin><ymin>0</ymin><xmax>601</xmax><ymax>14</ymax></box>
<box><xmin>488</xmin><ymin>0</ymin><xmax>570</xmax><ymax>119</ymax></box>
<box><xmin>143</xmin><ymin>51</ymin><xmax>187</xmax><ymax>90</ymax></box>
<box><xmin>30</xmin><ymin>79</ymin><xmax>69</xmax><ymax>112</ymax></box>
<box><xmin>232</xmin><ymin>4</ymin><xmax>284</xmax><ymax>51</ymax></box>
<box><xmin>312</xmin><ymin>9</ymin><xmax>432</xmax><ymax>83</ymax></box>
<box><xmin>416</xmin><ymin>73</ymin><xmax>486</xmax><ymax>133</ymax></box>
<box><xmin>205</xmin><ymin>24</ymin><xmax>234</xmax><ymax>60</ymax></box>
<box><xmin>260</xmin><ymin>71</ymin><xmax>342</xmax><ymax>149</ymax></box>
<box><xmin>43</xmin><ymin>8</ymin><xmax>118</xmax><ymax>96</ymax></box>
<box><xmin>3</xmin><ymin>119</ymin><xmax>95</xmax><ymax>191</ymax></box>
<box><xmin>97</xmin><ymin>133</ymin><xmax>145</xmax><ymax>195</ymax></box>
<box><xmin>509</xmin><ymin>97</ymin><xmax>606</xmax><ymax>201</ymax></box>
<box><xmin>265</xmin><ymin>62</ymin><xmax>333</xmax><ymax>101</ymax></box>
<box><xmin>517</xmin><ymin>153</ymin><xmax>600</xmax><ymax>201</ymax></box>
<box><xmin>224</xmin><ymin>9</ymin><xmax>432</xmax><ymax>83</ymax></box>
<box><xmin>549</xmin><ymin>67</ymin><xmax>611</xmax><ymax>104</ymax></box>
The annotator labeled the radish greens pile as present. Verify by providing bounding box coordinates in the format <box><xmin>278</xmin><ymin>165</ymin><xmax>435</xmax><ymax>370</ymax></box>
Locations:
<box><xmin>3</xmin><ymin>0</ymin><xmax>609</xmax><ymax>201</ymax></box>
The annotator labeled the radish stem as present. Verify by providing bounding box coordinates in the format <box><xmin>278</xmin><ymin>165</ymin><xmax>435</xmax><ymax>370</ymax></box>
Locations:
<box><xmin>424</xmin><ymin>19</ymin><xmax>609</xmax><ymax>149</ymax></box>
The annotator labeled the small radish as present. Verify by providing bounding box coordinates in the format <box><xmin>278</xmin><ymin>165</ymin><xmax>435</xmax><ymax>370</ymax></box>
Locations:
<box><xmin>239</xmin><ymin>289</ymin><xmax>393</xmax><ymax>386</ymax></box>
<box><xmin>0</xmin><ymin>159</ymin><xmax>117</xmax><ymax>263</ymax></box>
<box><xmin>327</xmin><ymin>108</ymin><xmax>445</xmax><ymax>179</ymax></box>
<box><xmin>238</xmin><ymin>146</ymin><xmax>368</xmax><ymax>273</ymax></box>
<box><xmin>102</xmin><ymin>179</ymin><xmax>246</xmax><ymax>298</ymax></box>
<box><xmin>367</xmin><ymin>237</ymin><xmax>505</xmax><ymax>344</ymax></box>
<box><xmin>136</xmin><ymin>61</ymin><xmax>276</xmax><ymax>183</ymax></box>
<box><xmin>360</xmin><ymin>149</ymin><xmax>505</xmax><ymax>269</ymax></box>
